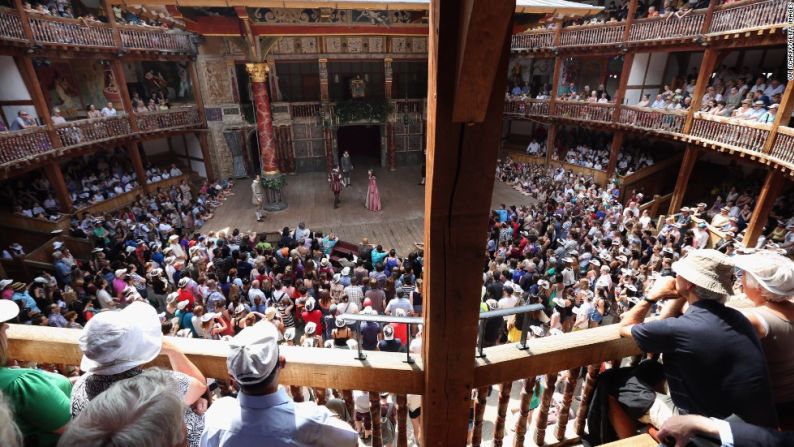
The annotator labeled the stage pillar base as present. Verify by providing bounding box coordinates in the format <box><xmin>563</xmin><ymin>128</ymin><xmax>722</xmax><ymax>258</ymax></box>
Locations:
<box><xmin>261</xmin><ymin>173</ymin><xmax>288</xmax><ymax>211</ymax></box>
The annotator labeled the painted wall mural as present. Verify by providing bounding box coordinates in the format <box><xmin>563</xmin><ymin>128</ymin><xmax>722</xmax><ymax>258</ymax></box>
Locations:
<box><xmin>249</xmin><ymin>8</ymin><xmax>425</xmax><ymax>26</ymax></box>
<box><xmin>270</xmin><ymin>36</ymin><xmax>424</xmax><ymax>55</ymax></box>
<box><xmin>35</xmin><ymin>61</ymin><xmax>117</xmax><ymax>119</ymax></box>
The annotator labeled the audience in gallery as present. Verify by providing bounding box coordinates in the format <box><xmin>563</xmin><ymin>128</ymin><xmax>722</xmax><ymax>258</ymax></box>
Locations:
<box><xmin>21</xmin><ymin>0</ymin><xmax>175</xmax><ymax>29</ymax></box>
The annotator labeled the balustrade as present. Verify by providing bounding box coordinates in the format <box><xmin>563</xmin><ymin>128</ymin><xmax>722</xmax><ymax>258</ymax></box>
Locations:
<box><xmin>394</xmin><ymin>99</ymin><xmax>426</xmax><ymax>114</ymax></box>
<box><xmin>136</xmin><ymin>107</ymin><xmax>201</xmax><ymax>132</ymax></box>
<box><xmin>553</xmin><ymin>101</ymin><xmax>614</xmax><ymax>123</ymax></box>
<box><xmin>29</xmin><ymin>14</ymin><xmax>114</xmax><ymax>47</ymax></box>
<box><xmin>0</xmin><ymin>8</ymin><xmax>25</xmax><ymax>40</ymax></box>
<box><xmin>710</xmin><ymin>0</ymin><xmax>787</xmax><ymax>34</ymax></box>
<box><xmin>769</xmin><ymin>126</ymin><xmax>794</xmax><ymax>168</ymax></box>
<box><xmin>690</xmin><ymin>114</ymin><xmax>770</xmax><ymax>153</ymax></box>
<box><xmin>504</xmin><ymin>98</ymin><xmax>550</xmax><ymax>117</ymax></box>
<box><xmin>618</xmin><ymin>105</ymin><xmax>687</xmax><ymax>134</ymax></box>
<box><xmin>55</xmin><ymin>115</ymin><xmax>131</xmax><ymax>148</ymax></box>
<box><xmin>0</xmin><ymin>126</ymin><xmax>53</xmax><ymax>166</ymax></box>
<box><xmin>558</xmin><ymin>22</ymin><xmax>623</xmax><ymax>47</ymax></box>
<box><xmin>628</xmin><ymin>10</ymin><xmax>706</xmax><ymax>42</ymax></box>
<box><xmin>511</xmin><ymin>29</ymin><xmax>555</xmax><ymax>49</ymax></box>
<box><xmin>289</xmin><ymin>102</ymin><xmax>322</xmax><ymax>119</ymax></box>
<box><xmin>119</xmin><ymin>25</ymin><xmax>194</xmax><ymax>52</ymax></box>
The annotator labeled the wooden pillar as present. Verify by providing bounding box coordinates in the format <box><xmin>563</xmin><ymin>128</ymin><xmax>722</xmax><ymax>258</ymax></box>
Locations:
<box><xmin>100</xmin><ymin>0</ymin><xmax>122</xmax><ymax>48</ymax></box>
<box><xmin>319</xmin><ymin>58</ymin><xmax>329</xmax><ymax>101</ymax></box>
<box><xmin>606</xmin><ymin>131</ymin><xmax>624</xmax><ymax>178</ymax></box>
<box><xmin>700</xmin><ymin>0</ymin><xmax>720</xmax><ymax>34</ymax></box>
<box><xmin>612</xmin><ymin>53</ymin><xmax>635</xmax><ymax>121</ymax></box>
<box><xmin>598</xmin><ymin>57</ymin><xmax>609</xmax><ymax>89</ymax></box>
<box><xmin>15</xmin><ymin>56</ymin><xmax>62</xmax><ymax>148</ymax></box>
<box><xmin>127</xmin><ymin>141</ymin><xmax>147</xmax><ymax>187</ymax></box>
<box><xmin>111</xmin><ymin>60</ymin><xmax>137</xmax><ymax>130</ymax></box>
<box><xmin>246</xmin><ymin>63</ymin><xmax>279</xmax><ymax>174</ymax></box>
<box><xmin>668</xmin><ymin>145</ymin><xmax>700</xmax><ymax>214</ymax></box>
<box><xmin>42</xmin><ymin>162</ymin><xmax>72</xmax><ymax>212</ymax></box>
<box><xmin>545</xmin><ymin>123</ymin><xmax>557</xmax><ymax>165</ymax></box>
<box><xmin>683</xmin><ymin>49</ymin><xmax>719</xmax><ymax>134</ymax></box>
<box><xmin>622</xmin><ymin>0</ymin><xmax>638</xmax><ymax>41</ymax></box>
<box><xmin>197</xmin><ymin>131</ymin><xmax>216</xmax><ymax>182</ymax></box>
<box><xmin>12</xmin><ymin>0</ymin><xmax>33</xmax><ymax>41</ymax></box>
<box><xmin>422</xmin><ymin>0</ymin><xmax>515</xmax><ymax>445</ymax></box>
<box><xmin>763</xmin><ymin>80</ymin><xmax>794</xmax><ymax>153</ymax></box>
<box><xmin>549</xmin><ymin>52</ymin><xmax>562</xmax><ymax>109</ymax></box>
<box><xmin>384</xmin><ymin>57</ymin><xmax>393</xmax><ymax>100</ymax></box>
<box><xmin>188</xmin><ymin>61</ymin><xmax>207</xmax><ymax>124</ymax></box>
<box><xmin>742</xmin><ymin>170</ymin><xmax>784</xmax><ymax>247</ymax></box>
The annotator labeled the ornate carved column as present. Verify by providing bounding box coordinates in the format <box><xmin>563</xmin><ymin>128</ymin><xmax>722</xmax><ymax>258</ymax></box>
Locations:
<box><xmin>246</xmin><ymin>62</ymin><xmax>287</xmax><ymax>210</ymax></box>
<box><xmin>384</xmin><ymin>57</ymin><xmax>393</xmax><ymax>100</ymax></box>
<box><xmin>318</xmin><ymin>58</ymin><xmax>329</xmax><ymax>101</ymax></box>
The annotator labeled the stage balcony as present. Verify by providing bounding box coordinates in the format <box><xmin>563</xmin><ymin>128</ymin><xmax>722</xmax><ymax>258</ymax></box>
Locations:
<box><xmin>0</xmin><ymin>7</ymin><xmax>195</xmax><ymax>56</ymax></box>
<box><xmin>503</xmin><ymin>97</ymin><xmax>794</xmax><ymax>178</ymax></box>
<box><xmin>511</xmin><ymin>0</ymin><xmax>786</xmax><ymax>55</ymax></box>
<box><xmin>0</xmin><ymin>106</ymin><xmax>203</xmax><ymax>180</ymax></box>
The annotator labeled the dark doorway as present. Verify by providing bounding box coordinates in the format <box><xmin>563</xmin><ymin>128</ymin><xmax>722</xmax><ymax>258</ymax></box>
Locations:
<box><xmin>337</xmin><ymin>125</ymin><xmax>381</xmax><ymax>167</ymax></box>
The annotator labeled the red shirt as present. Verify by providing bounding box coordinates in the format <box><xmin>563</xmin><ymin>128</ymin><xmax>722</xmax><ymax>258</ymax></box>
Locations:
<box><xmin>393</xmin><ymin>323</ymin><xmax>409</xmax><ymax>346</ymax></box>
<box><xmin>301</xmin><ymin>309</ymin><xmax>323</xmax><ymax>329</ymax></box>
<box><xmin>177</xmin><ymin>288</ymin><xmax>195</xmax><ymax>310</ymax></box>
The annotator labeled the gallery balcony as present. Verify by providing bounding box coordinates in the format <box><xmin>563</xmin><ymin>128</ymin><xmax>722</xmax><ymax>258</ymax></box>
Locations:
<box><xmin>617</xmin><ymin>105</ymin><xmax>687</xmax><ymax>137</ymax></box>
<box><xmin>511</xmin><ymin>0</ymin><xmax>787</xmax><ymax>54</ymax></box>
<box><xmin>552</xmin><ymin>101</ymin><xmax>615</xmax><ymax>125</ymax></box>
<box><xmin>0</xmin><ymin>7</ymin><xmax>195</xmax><ymax>55</ymax></box>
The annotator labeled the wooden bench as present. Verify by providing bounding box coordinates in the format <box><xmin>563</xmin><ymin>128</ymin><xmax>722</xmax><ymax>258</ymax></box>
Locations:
<box><xmin>601</xmin><ymin>433</ymin><xmax>658</xmax><ymax>447</ymax></box>
<box><xmin>330</xmin><ymin>240</ymin><xmax>359</xmax><ymax>267</ymax></box>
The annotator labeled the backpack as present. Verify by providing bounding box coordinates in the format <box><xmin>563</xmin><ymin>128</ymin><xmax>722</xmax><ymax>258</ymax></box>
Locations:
<box><xmin>381</xmin><ymin>403</ymin><xmax>395</xmax><ymax>444</ymax></box>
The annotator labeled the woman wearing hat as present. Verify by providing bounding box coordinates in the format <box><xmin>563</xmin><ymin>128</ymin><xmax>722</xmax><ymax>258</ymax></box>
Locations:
<box><xmin>734</xmin><ymin>252</ymin><xmax>794</xmax><ymax>429</ymax></box>
<box><xmin>0</xmin><ymin>299</ymin><xmax>72</xmax><ymax>446</ymax></box>
<box><xmin>72</xmin><ymin>302</ymin><xmax>207</xmax><ymax>447</ymax></box>
<box><xmin>331</xmin><ymin>316</ymin><xmax>353</xmax><ymax>349</ymax></box>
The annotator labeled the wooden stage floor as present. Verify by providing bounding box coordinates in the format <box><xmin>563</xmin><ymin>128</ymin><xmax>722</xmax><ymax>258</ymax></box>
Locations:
<box><xmin>203</xmin><ymin>168</ymin><xmax>531</xmax><ymax>255</ymax></box>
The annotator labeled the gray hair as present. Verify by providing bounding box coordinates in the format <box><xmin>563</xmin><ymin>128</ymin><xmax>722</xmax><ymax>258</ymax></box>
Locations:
<box><xmin>57</xmin><ymin>369</ymin><xmax>186</xmax><ymax>447</ymax></box>
<box><xmin>0</xmin><ymin>393</ymin><xmax>21</xmax><ymax>447</ymax></box>
<box><xmin>743</xmin><ymin>272</ymin><xmax>787</xmax><ymax>303</ymax></box>
<box><xmin>692</xmin><ymin>284</ymin><xmax>727</xmax><ymax>304</ymax></box>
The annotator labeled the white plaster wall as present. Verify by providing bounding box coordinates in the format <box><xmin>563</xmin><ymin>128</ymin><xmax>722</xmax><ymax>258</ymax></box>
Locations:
<box><xmin>185</xmin><ymin>133</ymin><xmax>203</xmax><ymax>159</ymax></box>
<box><xmin>0</xmin><ymin>56</ymin><xmax>31</xmax><ymax>101</ymax></box>
<box><xmin>142</xmin><ymin>138</ymin><xmax>170</xmax><ymax>156</ymax></box>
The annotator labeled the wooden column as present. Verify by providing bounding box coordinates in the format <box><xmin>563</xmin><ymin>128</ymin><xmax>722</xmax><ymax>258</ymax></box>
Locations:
<box><xmin>197</xmin><ymin>131</ymin><xmax>216</xmax><ymax>182</ymax></box>
<box><xmin>742</xmin><ymin>170</ymin><xmax>784</xmax><ymax>247</ymax></box>
<box><xmin>12</xmin><ymin>0</ymin><xmax>33</xmax><ymax>41</ymax></box>
<box><xmin>101</xmin><ymin>0</ymin><xmax>122</xmax><ymax>48</ymax></box>
<box><xmin>612</xmin><ymin>53</ymin><xmax>635</xmax><ymax>121</ymax></box>
<box><xmin>422</xmin><ymin>0</ymin><xmax>515</xmax><ymax>445</ymax></box>
<box><xmin>606</xmin><ymin>131</ymin><xmax>624</xmax><ymax>178</ymax></box>
<box><xmin>700</xmin><ymin>0</ymin><xmax>720</xmax><ymax>34</ymax></box>
<box><xmin>622</xmin><ymin>0</ymin><xmax>638</xmax><ymax>41</ymax></box>
<box><xmin>762</xmin><ymin>80</ymin><xmax>794</xmax><ymax>153</ymax></box>
<box><xmin>127</xmin><ymin>142</ymin><xmax>147</xmax><ymax>187</ymax></box>
<box><xmin>384</xmin><ymin>57</ymin><xmax>393</xmax><ymax>100</ymax></box>
<box><xmin>547</xmin><ymin>54</ymin><xmax>562</xmax><ymax>166</ymax></box>
<box><xmin>15</xmin><ymin>56</ymin><xmax>61</xmax><ymax>148</ymax></box>
<box><xmin>667</xmin><ymin>145</ymin><xmax>700</xmax><ymax>214</ymax></box>
<box><xmin>545</xmin><ymin>123</ymin><xmax>557</xmax><ymax>165</ymax></box>
<box><xmin>188</xmin><ymin>61</ymin><xmax>207</xmax><ymax>124</ymax></box>
<box><xmin>42</xmin><ymin>162</ymin><xmax>72</xmax><ymax>212</ymax></box>
<box><xmin>111</xmin><ymin>59</ymin><xmax>137</xmax><ymax>130</ymax></box>
<box><xmin>598</xmin><ymin>57</ymin><xmax>609</xmax><ymax>88</ymax></box>
<box><xmin>319</xmin><ymin>58</ymin><xmax>329</xmax><ymax>101</ymax></box>
<box><xmin>683</xmin><ymin>49</ymin><xmax>719</xmax><ymax>134</ymax></box>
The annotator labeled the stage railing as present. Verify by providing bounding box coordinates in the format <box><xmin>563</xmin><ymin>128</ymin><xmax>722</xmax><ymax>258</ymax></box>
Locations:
<box><xmin>618</xmin><ymin>105</ymin><xmax>687</xmax><ymax>135</ymax></box>
<box><xmin>558</xmin><ymin>21</ymin><xmax>624</xmax><ymax>47</ymax></box>
<box><xmin>0</xmin><ymin>126</ymin><xmax>53</xmax><ymax>167</ymax></box>
<box><xmin>689</xmin><ymin>113</ymin><xmax>770</xmax><ymax>154</ymax></box>
<box><xmin>511</xmin><ymin>29</ymin><xmax>555</xmax><ymax>49</ymax></box>
<box><xmin>709</xmin><ymin>0</ymin><xmax>786</xmax><ymax>34</ymax></box>
<box><xmin>0</xmin><ymin>8</ymin><xmax>25</xmax><ymax>41</ymax></box>
<box><xmin>54</xmin><ymin>114</ymin><xmax>131</xmax><ymax>148</ymax></box>
<box><xmin>628</xmin><ymin>9</ymin><xmax>706</xmax><ymax>42</ymax></box>
<box><xmin>28</xmin><ymin>14</ymin><xmax>114</xmax><ymax>48</ymax></box>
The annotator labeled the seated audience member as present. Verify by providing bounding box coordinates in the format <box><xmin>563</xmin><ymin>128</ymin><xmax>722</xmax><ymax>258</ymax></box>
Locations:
<box><xmin>10</xmin><ymin>111</ymin><xmax>35</xmax><ymax>130</ymax></box>
<box><xmin>659</xmin><ymin>414</ymin><xmax>794</xmax><ymax>447</ymax></box>
<box><xmin>610</xmin><ymin>250</ymin><xmax>777</xmax><ymax>439</ymax></box>
<box><xmin>57</xmin><ymin>369</ymin><xmax>188</xmax><ymax>447</ymax></box>
<box><xmin>0</xmin><ymin>299</ymin><xmax>71</xmax><ymax>446</ymax></box>
<box><xmin>100</xmin><ymin>102</ymin><xmax>117</xmax><ymax>117</ymax></box>
<box><xmin>200</xmin><ymin>322</ymin><xmax>358</xmax><ymax>446</ymax></box>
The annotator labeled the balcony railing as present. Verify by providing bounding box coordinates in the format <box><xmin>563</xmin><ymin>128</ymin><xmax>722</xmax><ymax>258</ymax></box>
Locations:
<box><xmin>0</xmin><ymin>8</ymin><xmax>25</xmax><ymax>41</ymax></box>
<box><xmin>118</xmin><ymin>25</ymin><xmax>194</xmax><ymax>53</ymax></box>
<box><xmin>29</xmin><ymin>14</ymin><xmax>115</xmax><ymax>48</ymax></box>
<box><xmin>393</xmin><ymin>98</ymin><xmax>426</xmax><ymax>114</ymax></box>
<box><xmin>136</xmin><ymin>107</ymin><xmax>201</xmax><ymax>132</ymax></box>
<box><xmin>628</xmin><ymin>9</ymin><xmax>706</xmax><ymax>42</ymax></box>
<box><xmin>289</xmin><ymin>102</ymin><xmax>322</xmax><ymax>119</ymax></box>
<box><xmin>511</xmin><ymin>29</ymin><xmax>555</xmax><ymax>49</ymax></box>
<box><xmin>553</xmin><ymin>101</ymin><xmax>615</xmax><ymax>123</ymax></box>
<box><xmin>618</xmin><ymin>105</ymin><xmax>687</xmax><ymax>135</ymax></box>
<box><xmin>504</xmin><ymin>98</ymin><xmax>550</xmax><ymax>117</ymax></box>
<box><xmin>709</xmin><ymin>0</ymin><xmax>787</xmax><ymax>34</ymax></box>
<box><xmin>769</xmin><ymin>125</ymin><xmax>794</xmax><ymax>168</ymax></box>
<box><xmin>690</xmin><ymin>113</ymin><xmax>771</xmax><ymax>153</ymax></box>
<box><xmin>55</xmin><ymin>115</ymin><xmax>131</xmax><ymax>148</ymax></box>
<box><xmin>559</xmin><ymin>21</ymin><xmax>624</xmax><ymax>47</ymax></box>
<box><xmin>0</xmin><ymin>126</ymin><xmax>53</xmax><ymax>166</ymax></box>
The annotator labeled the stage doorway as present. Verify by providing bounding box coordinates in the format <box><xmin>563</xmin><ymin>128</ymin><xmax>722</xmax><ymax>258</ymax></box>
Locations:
<box><xmin>336</xmin><ymin>124</ymin><xmax>382</xmax><ymax>168</ymax></box>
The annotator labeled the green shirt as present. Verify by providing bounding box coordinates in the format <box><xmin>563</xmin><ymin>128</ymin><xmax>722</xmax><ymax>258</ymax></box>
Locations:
<box><xmin>0</xmin><ymin>368</ymin><xmax>72</xmax><ymax>447</ymax></box>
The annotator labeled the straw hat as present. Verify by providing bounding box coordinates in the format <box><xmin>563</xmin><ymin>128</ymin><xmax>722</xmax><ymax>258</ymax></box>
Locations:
<box><xmin>671</xmin><ymin>249</ymin><xmax>734</xmax><ymax>296</ymax></box>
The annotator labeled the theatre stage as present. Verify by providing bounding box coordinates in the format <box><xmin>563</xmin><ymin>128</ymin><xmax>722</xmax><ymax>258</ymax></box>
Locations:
<box><xmin>202</xmin><ymin>167</ymin><xmax>530</xmax><ymax>254</ymax></box>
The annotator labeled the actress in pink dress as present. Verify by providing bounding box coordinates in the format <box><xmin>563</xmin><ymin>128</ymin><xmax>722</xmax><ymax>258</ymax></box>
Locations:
<box><xmin>365</xmin><ymin>169</ymin><xmax>382</xmax><ymax>212</ymax></box>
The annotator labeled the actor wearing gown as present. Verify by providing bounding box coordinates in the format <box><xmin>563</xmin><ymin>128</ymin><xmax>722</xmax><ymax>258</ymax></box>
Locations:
<box><xmin>329</xmin><ymin>167</ymin><xmax>343</xmax><ymax>209</ymax></box>
<box><xmin>365</xmin><ymin>169</ymin><xmax>382</xmax><ymax>212</ymax></box>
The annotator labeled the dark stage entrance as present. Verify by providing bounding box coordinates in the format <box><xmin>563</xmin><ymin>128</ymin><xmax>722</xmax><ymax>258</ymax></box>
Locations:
<box><xmin>336</xmin><ymin>125</ymin><xmax>381</xmax><ymax>167</ymax></box>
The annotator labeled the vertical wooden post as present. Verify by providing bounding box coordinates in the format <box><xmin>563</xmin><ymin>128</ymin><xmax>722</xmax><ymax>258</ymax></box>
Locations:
<box><xmin>42</xmin><ymin>162</ymin><xmax>72</xmax><ymax>212</ymax></box>
<box><xmin>513</xmin><ymin>377</ymin><xmax>537</xmax><ymax>447</ymax></box>
<box><xmin>127</xmin><ymin>141</ymin><xmax>147</xmax><ymax>188</ymax></box>
<box><xmin>319</xmin><ymin>58</ymin><xmax>329</xmax><ymax>102</ymax></box>
<box><xmin>471</xmin><ymin>386</ymin><xmax>489</xmax><ymax>447</ymax></box>
<box><xmin>384</xmin><ymin>57</ymin><xmax>393</xmax><ymax>100</ymax></box>
<box><xmin>493</xmin><ymin>381</ymin><xmax>513</xmax><ymax>446</ymax></box>
<box><xmin>534</xmin><ymin>373</ymin><xmax>558</xmax><ymax>446</ymax></box>
<box><xmin>622</xmin><ymin>0</ymin><xmax>638</xmax><ymax>41</ymax></box>
<box><xmin>683</xmin><ymin>49</ymin><xmax>719</xmax><ymax>134</ymax></box>
<box><xmin>188</xmin><ymin>61</ymin><xmax>207</xmax><ymax>124</ymax></box>
<box><xmin>545</xmin><ymin>123</ymin><xmax>557</xmax><ymax>166</ymax></box>
<box><xmin>700</xmin><ymin>0</ymin><xmax>720</xmax><ymax>34</ymax></box>
<box><xmin>197</xmin><ymin>131</ymin><xmax>216</xmax><ymax>182</ymax></box>
<box><xmin>15</xmin><ymin>55</ymin><xmax>62</xmax><ymax>148</ymax></box>
<box><xmin>101</xmin><ymin>0</ymin><xmax>122</xmax><ymax>48</ymax></box>
<box><xmin>12</xmin><ymin>0</ymin><xmax>33</xmax><ymax>41</ymax></box>
<box><xmin>668</xmin><ymin>145</ymin><xmax>700</xmax><ymax>214</ymax></box>
<box><xmin>612</xmin><ymin>53</ymin><xmax>635</xmax><ymax>121</ymax></box>
<box><xmin>606</xmin><ymin>131</ymin><xmax>624</xmax><ymax>178</ymax></box>
<box><xmin>111</xmin><ymin>60</ymin><xmax>137</xmax><ymax>131</ymax></box>
<box><xmin>369</xmin><ymin>391</ymin><xmax>383</xmax><ymax>447</ymax></box>
<box><xmin>762</xmin><ymin>80</ymin><xmax>794</xmax><ymax>153</ymax></box>
<box><xmin>742</xmin><ymin>170</ymin><xmax>784</xmax><ymax>247</ymax></box>
<box><xmin>549</xmin><ymin>55</ymin><xmax>562</xmax><ymax>114</ymax></box>
<box><xmin>422</xmin><ymin>0</ymin><xmax>515</xmax><ymax>445</ymax></box>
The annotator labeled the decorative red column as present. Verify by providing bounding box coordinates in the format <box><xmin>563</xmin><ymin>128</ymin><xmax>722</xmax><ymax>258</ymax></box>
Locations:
<box><xmin>246</xmin><ymin>63</ymin><xmax>279</xmax><ymax>174</ymax></box>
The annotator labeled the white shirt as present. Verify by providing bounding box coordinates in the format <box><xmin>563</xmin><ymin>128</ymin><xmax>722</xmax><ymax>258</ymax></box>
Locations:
<box><xmin>248</xmin><ymin>288</ymin><xmax>266</xmax><ymax>305</ymax></box>
<box><xmin>100</xmin><ymin>107</ymin><xmax>117</xmax><ymax>117</ymax></box>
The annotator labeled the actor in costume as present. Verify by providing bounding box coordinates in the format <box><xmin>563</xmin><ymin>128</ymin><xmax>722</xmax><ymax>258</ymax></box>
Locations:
<box><xmin>340</xmin><ymin>151</ymin><xmax>354</xmax><ymax>187</ymax></box>
<box><xmin>252</xmin><ymin>175</ymin><xmax>266</xmax><ymax>221</ymax></box>
<box><xmin>365</xmin><ymin>169</ymin><xmax>382</xmax><ymax>212</ymax></box>
<box><xmin>329</xmin><ymin>167</ymin><xmax>343</xmax><ymax>209</ymax></box>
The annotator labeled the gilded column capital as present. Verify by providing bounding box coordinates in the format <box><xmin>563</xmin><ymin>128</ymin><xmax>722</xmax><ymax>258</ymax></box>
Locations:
<box><xmin>246</xmin><ymin>63</ymin><xmax>270</xmax><ymax>83</ymax></box>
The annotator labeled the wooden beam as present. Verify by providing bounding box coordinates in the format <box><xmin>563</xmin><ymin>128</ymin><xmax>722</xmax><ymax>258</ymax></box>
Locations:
<box><xmin>742</xmin><ymin>169</ymin><xmax>784</xmax><ymax>247</ymax></box>
<box><xmin>14</xmin><ymin>56</ymin><xmax>63</xmax><ymax>148</ymax></box>
<box><xmin>187</xmin><ymin>61</ymin><xmax>207</xmax><ymax>125</ymax></box>
<box><xmin>128</xmin><ymin>141</ymin><xmax>147</xmax><ymax>187</ymax></box>
<box><xmin>762</xmin><ymin>80</ymin><xmax>794</xmax><ymax>153</ymax></box>
<box><xmin>549</xmin><ymin>54</ymin><xmax>562</xmax><ymax>114</ymax></box>
<box><xmin>101</xmin><ymin>0</ymin><xmax>122</xmax><ymax>48</ymax></box>
<box><xmin>606</xmin><ymin>130</ymin><xmax>624</xmax><ymax>178</ymax></box>
<box><xmin>42</xmin><ymin>162</ymin><xmax>72</xmax><ymax>213</ymax></box>
<box><xmin>545</xmin><ymin>123</ymin><xmax>557</xmax><ymax>166</ymax></box>
<box><xmin>667</xmin><ymin>145</ymin><xmax>700</xmax><ymax>214</ymax></box>
<box><xmin>197</xmin><ymin>131</ymin><xmax>216</xmax><ymax>182</ymax></box>
<box><xmin>422</xmin><ymin>0</ymin><xmax>514</xmax><ymax>445</ymax></box>
<box><xmin>700</xmin><ymin>0</ymin><xmax>720</xmax><ymax>34</ymax></box>
<box><xmin>612</xmin><ymin>52</ymin><xmax>635</xmax><ymax>121</ymax></box>
<box><xmin>12</xmin><ymin>0</ymin><xmax>33</xmax><ymax>41</ymax></box>
<box><xmin>111</xmin><ymin>60</ymin><xmax>138</xmax><ymax>131</ymax></box>
<box><xmin>683</xmin><ymin>49</ymin><xmax>720</xmax><ymax>134</ymax></box>
<box><xmin>450</xmin><ymin>0</ymin><xmax>514</xmax><ymax>123</ymax></box>
<box><xmin>622</xmin><ymin>0</ymin><xmax>638</xmax><ymax>41</ymax></box>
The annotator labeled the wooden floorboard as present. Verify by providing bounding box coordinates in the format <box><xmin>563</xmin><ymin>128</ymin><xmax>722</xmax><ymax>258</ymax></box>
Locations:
<box><xmin>203</xmin><ymin>168</ymin><xmax>531</xmax><ymax>255</ymax></box>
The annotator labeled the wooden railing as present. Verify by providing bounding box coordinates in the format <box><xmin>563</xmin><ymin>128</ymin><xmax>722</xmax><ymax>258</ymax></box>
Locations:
<box><xmin>628</xmin><ymin>9</ymin><xmax>707</xmax><ymax>42</ymax></box>
<box><xmin>559</xmin><ymin>22</ymin><xmax>624</xmax><ymax>47</ymax></box>
<box><xmin>618</xmin><ymin>105</ymin><xmax>687</xmax><ymax>135</ymax></box>
<box><xmin>29</xmin><ymin>14</ymin><xmax>114</xmax><ymax>48</ymax></box>
<box><xmin>394</xmin><ymin>98</ymin><xmax>426</xmax><ymax>114</ymax></box>
<box><xmin>289</xmin><ymin>102</ymin><xmax>322</xmax><ymax>119</ymax></box>
<box><xmin>0</xmin><ymin>126</ymin><xmax>53</xmax><ymax>166</ymax></box>
<box><xmin>769</xmin><ymin>125</ymin><xmax>794</xmax><ymax>168</ymax></box>
<box><xmin>511</xmin><ymin>29</ymin><xmax>555</xmax><ymax>49</ymax></box>
<box><xmin>136</xmin><ymin>107</ymin><xmax>201</xmax><ymax>132</ymax></box>
<box><xmin>553</xmin><ymin>101</ymin><xmax>615</xmax><ymax>123</ymax></box>
<box><xmin>709</xmin><ymin>0</ymin><xmax>787</xmax><ymax>34</ymax></box>
<box><xmin>690</xmin><ymin>113</ymin><xmax>770</xmax><ymax>154</ymax></box>
<box><xmin>504</xmin><ymin>98</ymin><xmax>550</xmax><ymax>117</ymax></box>
<box><xmin>0</xmin><ymin>8</ymin><xmax>25</xmax><ymax>41</ymax></box>
<box><xmin>55</xmin><ymin>115</ymin><xmax>131</xmax><ymax>148</ymax></box>
<box><xmin>118</xmin><ymin>24</ymin><xmax>194</xmax><ymax>53</ymax></box>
